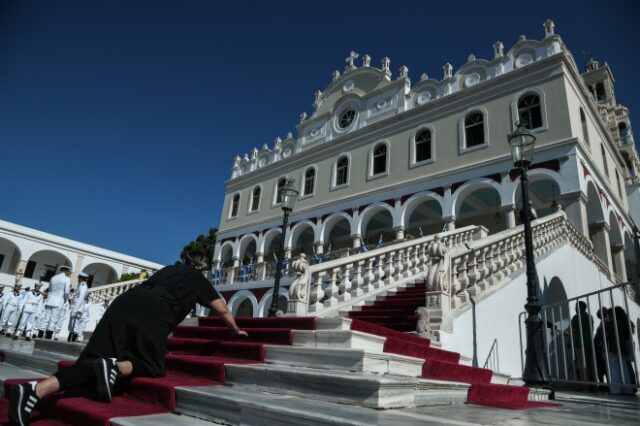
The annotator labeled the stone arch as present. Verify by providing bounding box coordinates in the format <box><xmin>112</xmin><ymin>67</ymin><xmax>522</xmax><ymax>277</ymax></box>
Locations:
<box><xmin>320</xmin><ymin>213</ymin><xmax>353</xmax><ymax>254</ymax></box>
<box><xmin>453</xmin><ymin>180</ymin><xmax>504</xmax><ymax>234</ymax></box>
<box><xmin>236</xmin><ymin>234</ymin><xmax>258</xmax><ymax>264</ymax></box>
<box><xmin>287</xmin><ymin>220</ymin><xmax>316</xmax><ymax>257</ymax></box>
<box><xmin>401</xmin><ymin>192</ymin><xmax>444</xmax><ymax>238</ymax></box>
<box><xmin>512</xmin><ymin>170</ymin><xmax>563</xmax><ymax>222</ymax></box>
<box><xmin>0</xmin><ymin>236</ymin><xmax>22</xmax><ymax>275</ymax></box>
<box><xmin>217</xmin><ymin>241</ymin><xmax>235</xmax><ymax>267</ymax></box>
<box><xmin>25</xmin><ymin>250</ymin><xmax>73</xmax><ymax>283</ymax></box>
<box><xmin>258</xmin><ymin>287</ymin><xmax>289</xmax><ymax>317</ymax></box>
<box><xmin>585</xmin><ymin>180</ymin><xmax>605</xmax><ymax>225</ymax></box>
<box><xmin>358</xmin><ymin>203</ymin><xmax>395</xmax><ymax>247</ymax></box>
<box><xmin>261</xmin><ymin>228</ymin><xmax>283</xmax><ymax>265</ymax></box>
<box><xmin>228</xmin><ymin>290</ymin><xmax>258</xmax><ymax>317</ymax></box>
<box><xmin>82</xmin><ymin>262</ymin><xmax>119</xmax><ymax>287</ymax></box>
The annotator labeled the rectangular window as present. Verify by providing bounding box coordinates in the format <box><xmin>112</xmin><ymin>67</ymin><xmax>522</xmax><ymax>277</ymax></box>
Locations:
<box><xmin>24</xmin><ymin>260</ymin><xmax>36</xmax><ymax>279</ymax></box>
<box><xmin>0</xmin><ymin>254</ymin><xmax>4</xmax><ymax>271</ymax></box>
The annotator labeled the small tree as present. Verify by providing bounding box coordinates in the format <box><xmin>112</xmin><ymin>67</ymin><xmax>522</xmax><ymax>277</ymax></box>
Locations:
<box><xmin>179</xmin><ymin>228</ymin><xmax>217</xmax><ymax>271</ymax></box>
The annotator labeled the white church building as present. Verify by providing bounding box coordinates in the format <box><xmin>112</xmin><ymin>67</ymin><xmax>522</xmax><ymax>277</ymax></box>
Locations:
<box><xmin>208</xmin><ymin>20</ymin><xmax>640</xmax><ymax>378</ymax></box>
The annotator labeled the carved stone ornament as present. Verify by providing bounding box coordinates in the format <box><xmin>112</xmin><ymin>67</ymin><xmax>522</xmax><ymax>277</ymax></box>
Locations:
<box><xmin>288</xmin><ymin>253</ymin><xmax>311</xmax><ymax>301</ymax></box>
<box><xmin>464</xmin><ymin>72</ymin><xmax>481</xmax><ymax>87</ymax></box>
<box><xmin>342</xmin><ymin>79</ymin><xmax>355</xmax><ymax>93</ymax></box>
<box><xmin>417</xmin><ymin>91</ymin><xmax>431</xmax><ymax>105</ymax></box>
<box><xmin>515</xmin><ymin>53</ymin><xmax>534</xmax><ymax>68</ymax></box>
<box><xmin>415</xmin><ymin>306</ymin><xmax>437</xmax><ymax>340</ymax></box>
<box><xmin>426</xmin><ymin>235</ymin><xmax>449</xmax><ymax>292</ymax></box>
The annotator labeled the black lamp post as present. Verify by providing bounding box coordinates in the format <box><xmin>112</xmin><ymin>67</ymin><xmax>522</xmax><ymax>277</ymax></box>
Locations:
<box><xmin>508</xmin><ymin>123</ymin><xmax>550</xmax><ymax>386</ymax></box>
<box><xmin>269</xmin><ymin>178</ymin><xmax>299</xmax><ymax>317</ymax></box>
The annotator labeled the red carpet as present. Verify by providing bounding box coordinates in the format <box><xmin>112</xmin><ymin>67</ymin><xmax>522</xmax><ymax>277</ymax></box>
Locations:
<box><xmin>349</xmin><ymin>282</ymin><xmax>559</xmax><ymax>410</ymax></box>
<box><xmin>0</xmin><ymin>317</ymin><xmax>307</xmax><ymax>425</ymax></box>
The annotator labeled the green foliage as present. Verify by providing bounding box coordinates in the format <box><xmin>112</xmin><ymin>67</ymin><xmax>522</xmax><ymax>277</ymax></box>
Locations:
<box><xmin>118</xmin><ymin>270</ymin><xmax>147</xmax><ymax>282</ymax></box>
<box><xmin>179</xmin><ymin>228</ymin><xmax>217</xmax><ymax>270</ymax></box>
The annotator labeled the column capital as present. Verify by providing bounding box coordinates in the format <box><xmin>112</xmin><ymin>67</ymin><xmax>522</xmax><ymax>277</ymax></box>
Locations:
<box><xmin>560</xmin><ymin>191</ymin><xmax>588</xmax><ymax>204</ymax></box>
<box><xmin>589</xmin><ymin>221</ymin><xmax>610</xmax><ymax>233</ymax></box>
<box><xmin>350</xmin><ymin>234</ymin><xmax>361</xmax><ymax>240</ymax></box>
<box><xmin>611</xmin><ymin>244</ymin><xmax>625</xmax><ymax>253</ymax></box>
<box><xmin>443</xmin><ymin>215</ymin><xmax>456</xmax><ymax>223</ymax></box>
<box><xmin>500</xmin><ymin>204</ymin><xmax>516</xmax><ymax>212</ymax></box>
<box><xmin>313</xmin><ymin>241</ymin><xmax>325</xmax><ymax>247</ymax></box>
<box><xmin>392</xmin><ymin>225</ymin><xmax>405</xmax><ymax>232</ymax></box>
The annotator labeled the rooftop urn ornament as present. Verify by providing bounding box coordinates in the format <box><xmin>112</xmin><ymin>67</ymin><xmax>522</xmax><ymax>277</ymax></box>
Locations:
<box><xmin>362</xmin><ymin>54</ymin><xmax>371</xmax><ymax>67</ymax></box>
<box><xmin>399</xmin><ymin>65</ymin><xmax>409</xmax><ymax>79</ymax></box>
<box><xmin>233</xmin><ymin>155</ymin><xmax>241</xmax><ymax>168</ymax></box>
<box><xmin>518</xmin><ymin>35</ymin><xmax>527</xmax><ymax>42</ymax></box>
<box><xmin>300</xmin><ymin>111</ymin><xmax>307</xmax><ymax>123</ymax></box>
<box><xmin>345</xmin><ymin>50</ymin><xmax>359</xmax><ymax>71</ymax></box>
<box><xmin>443</xmin><ymin>63</ymin><xmax>453</xmax><ymax>79</ymax></box>
<box><xmin>286</xmin><ymin>132</ymin><xmax>293</xmax><ymax>139</ymax></box>
<box><xmin>493</xmin><ymin>41</ymin><xmax>504</xmax><ymax>58</ymax></box>
<box><xmin>251</xmin><ymin>147</ymin><xmax>259</xmax><ymax>160</ymax></box>
<box><xmin>262</xmin><ymin>144</ymin><xmax>269</xmax><ymax>150</ymax></box>
<box><xmin>420</xmin><ymin>73</ymin><xmax>429</xmax><ymax>81</ymax></box>
<box><xmin>314</xmin><ymin>90</ymin><xmax>322</xmax><ymax>105</ymax></box>
<box><xmin>381</xmin><ymin>57</ymin><xmax>391</xmax><ymax>75</ymax></box>
<box><xmin>274</xmin><ymin>137</ymin><xmax>282</xmax><ymax>151</ymax></box>
<box><xmin>544</xmin><ymin>19</ymin><xmax>555</xmax><ymax>37</ymax></box>
<box><xmin>467</xmin><ymin>54</ymin><xmax>476</xmax><ymax>62</ymax></box>
<box><xmin>243</xmin><ymin>153</ymin><xmax>249</xmax><ymax>162</ymax></box>
<box><xmin>332</xmin><ymin>70</ymin><xmax>340</xmax><ymax>81</ymax></box>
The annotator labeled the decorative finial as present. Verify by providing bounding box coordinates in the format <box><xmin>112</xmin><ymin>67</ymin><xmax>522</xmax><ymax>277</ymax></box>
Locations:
<box><xmin>362</xmin><ymin>54</ymin><xmax>371</xmax><ymax>67</ymax></box>
<box><xmin>493</xmin><ymin>41</ymin><xmax>504</xmax><ymax>58</ymax></box>
<box><xmin>275</xmin><ymin>137</ymin><xmax>282</xmax><ymax>144</ymax></box>
<box><xmin>243</xmin><ymin>153</ymin><xmax>249</xmax><ymax>161</ymax></box>
<box><xmin>443</xmin><ymin>63</ymin><xmax>453</xmax><ymax>79</ymax></box>
<box><xmin>262</xmin><ymin>144</ymin><xmax>269</xmax><ymax>150</ymax></box>
<box><xmin>399</xmin><ymin>65</ymin><xmax>409</xmax><ymax>79</ymax></box>
<box><xmin>518</xmin><ymin>35</ymin><xmax>526</xmax><ymax>42</ymax></box>
<box><xmin>332</xmin><ymin>70</ymin><xmax>340</xmax><ymax>81</ymax></box>
<box><xmin>274</xmin><ymin>138</ymin><xmax>282</xmax><ymax>150</ymax></box>
<box><xmin>468</xmin><ymin>54</ymin><xmax>476</xmax><ymax>62</ymax></box>
<box><xmin>544</xmin><ymin>19</ymin><xmax>555</xmax><ymax>37</ymax></box>
<box><xmin>233</xmin><ymin>156</ymin><xmax>241</xmax><ymax>167</ymax></box>
<box><xmin>345</xmin><ymin>51</ymin><xmax>359</xmax><ymax>70</ymax></box>
<box><xmin>382</xmin><ymin>57</ymin><xmax>391</xmax><ymax>71</ymax></box>
<box><xmin>420</xmin><ymin>73</ymin><xmax>429</xmax><ymax>81</ymax></box>
<box><xmin>314</xmin><ymin>90</ymin><xmax>322</xmax><ymax>102</ymax></box>
<box><xmin>251</xmin><ymin>147</ymin><xmax>258</xmax><ymax>160</ymax></box>
<box><xmin>300</xmin><ymin>111</ymin><xmax>307</xmax><ymax>122</ymax></box>
<box><xmin>286</xmin><ymin>131</ymin><xmax>293</xmax><ymax>139</ymax></box>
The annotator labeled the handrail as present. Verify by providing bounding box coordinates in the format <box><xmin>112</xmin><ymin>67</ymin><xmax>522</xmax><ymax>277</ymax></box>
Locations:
<box><xmin>483</xmin><ymin>338</ymin><xmax>499</xmax><ymax>370</ymax></box>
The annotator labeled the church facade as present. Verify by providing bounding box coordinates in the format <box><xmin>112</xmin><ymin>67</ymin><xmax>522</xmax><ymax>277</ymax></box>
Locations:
<box><xmin>211</xmin><ymin>20</ymin><xmax>640</xmax><ymax>318</ymax></box>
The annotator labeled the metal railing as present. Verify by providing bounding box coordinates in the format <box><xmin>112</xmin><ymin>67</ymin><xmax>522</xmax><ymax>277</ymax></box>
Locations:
<box><xmin>519</xmin><ymin>282</ymin><xmax>639</xmax><ymax>394</ymax></box>
<box><xmin>483</xmin><ymin>338</ymin><xmax>499</xmax><ymax>372</ymax></box>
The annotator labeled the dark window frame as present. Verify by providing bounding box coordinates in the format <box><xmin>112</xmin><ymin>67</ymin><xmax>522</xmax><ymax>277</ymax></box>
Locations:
<box><xmin>415</xmin><ymin>129</ymin><xmax>432</xmax><ymax>163</ymax></box>
<box><xmin>336</xmin><ymin>157</ymin><xmax>349</xmax><ymax>186</ymax></box>
<box><xmin>464</xmin><ymin>112</ymin><xmax>485</xmax><ymax>148</ymax></box>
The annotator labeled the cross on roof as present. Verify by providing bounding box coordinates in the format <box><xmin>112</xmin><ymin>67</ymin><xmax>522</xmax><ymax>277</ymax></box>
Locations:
<box><xmin>345</xmin><ymin>51</ymin><xmax>359</xmax><ymax>69</ymax></box>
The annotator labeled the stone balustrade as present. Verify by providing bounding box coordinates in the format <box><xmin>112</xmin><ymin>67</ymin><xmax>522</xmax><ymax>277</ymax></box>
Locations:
<box><xmin>287</xmin><ymin>225</ymin><xmax>485</xmax><ymax>317</ymax></box>
<box><xmin>87</xmin><ymin>278</ymin><xmax>145</xmax><ymax>303</ymax></box>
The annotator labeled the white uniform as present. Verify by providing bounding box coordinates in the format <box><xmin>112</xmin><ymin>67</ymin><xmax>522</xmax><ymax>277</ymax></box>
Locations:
<box><xmin>33</xmin><ymin>298</ymin><xmax>47</xmax><ymax>333</ymax></box>
<box><xmin>1</xmin><ymin>292</ymin><xmax>22</xmax><ymax>330</ymax></box>
<box><xmin>18</xmin><ymin>291</ymin><xmax>43</xmax><ymax>334</ymax></box>
<box><xmin>43</xmin><ymin>272</ymin><xmax>70</xmax><ymax>332</ymax></box>
<box><xmin>55</xmin><ymin>300</ymin><xmax>69</xmax><ymax>335</ymax></box>
<box><xmin>68</xmin><ymin>282</ymin><xmax>87</xmax><ymax>333</ymax></box>
<box><xmin>95</xmin><ymin>302</ymin><xmax>107</xmax><ymax>323</ymax></box>
<box><xmin>74</xmin><ymin>301</ymin><xmax>91</xmax><ymax>341</ymax></box>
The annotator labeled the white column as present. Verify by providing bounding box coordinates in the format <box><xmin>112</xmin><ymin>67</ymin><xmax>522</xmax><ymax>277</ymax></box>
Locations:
<box><xmin>590</xmin><ymin>221</ymin><xmax>614</xmax><ymax>280</ymax></box>
<box><xmin>393</xmin><ymin>226</ymin><xmax>405</xmax><ymax>242</ymax></box>
<box><xmin>502</xmin><ymin>205</ymin><xmax>516</xmax><ymax>229</ymax></box>
<box><xmin>611</xmin><ymin>244</ymin><xmax>628</xmax><ymax>282</ymax></box>
<box><xmin>563</xmin><ymin>192</ymin><xmax>589</xmax><ymax>237</ymax></box>
<box><xmin>443</xmin><ymin>215</ymin><xmax>456</xmax><ymax>231</ymax></box>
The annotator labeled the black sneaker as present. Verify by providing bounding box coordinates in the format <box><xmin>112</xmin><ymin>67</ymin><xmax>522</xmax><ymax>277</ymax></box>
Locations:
<box><xmin>94</xmin><ymin>358</ymin><xmax>119</xmax><ymax>402</ymax></box>
<box><xmin>9</xmin><ymin>381</ymin><xmax>40</xmax><ymax>426</ymax></box>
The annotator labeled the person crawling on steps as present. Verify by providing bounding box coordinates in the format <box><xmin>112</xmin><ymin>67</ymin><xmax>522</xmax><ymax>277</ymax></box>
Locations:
<box><xmin>9</xmin><ymin>250</ymin><xmax>247</xmax><ymax>426</ymax></box>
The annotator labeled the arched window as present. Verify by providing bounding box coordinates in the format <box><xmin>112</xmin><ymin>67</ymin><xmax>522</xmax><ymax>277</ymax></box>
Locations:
<box><xmin>250</xmin><ymin>186</ymin><xmax>261</xmax><ymax>211</ymax></box>
<box><xmin>372</xmin><ymin>144</ymin><xmax>387</xmax><ymax>175</ymax></box>
<box><xmin>619</xmin><ymin>122</ymin><xmax>628</xmax><ymax>145</ymax></box>
<box><xmin>336</xmin><ymin>157</ymin><xmax>349</xmax><ymax>186</ymax></box>
<box><xmin>601</xmin><ymin>144</ymin><xmax>609</xmax><ymax>178</ymax></box>
<box><xmin>595</xmin><ymin>82</ymin><xmax>606</xmax><ymax>101</ymax></box>
<box><xmin>465</xmin><ymin>112</ymin><xmax>485</xmax><ymax>148</ymax></box>
<box><xmin>415</xmin><ymin>129</ymin><xmax>432</xmax><ymax>163</ymax></box>
<box><xmin>230</xmin><ymin>194</ymin><xmax>240</xmax><ymax>217</ymax></box>
<box><xmin>275</xmin><ymin>178</ymin><xmax>286</xmax><ymax>204</ymax></box>
<box><xmin>580</xmin><ymin>108</ymin><xmax>589</xmax><ymax>145</ymax></box>
<box><xmin>304</xmin><ymin>168</ymin><xmax>315</xmax><ymax>195</ymax></box>
<box><xmin>518</xmin><ymin>94</ymin><xmax>542</xmax><ymax>129</ymax></box>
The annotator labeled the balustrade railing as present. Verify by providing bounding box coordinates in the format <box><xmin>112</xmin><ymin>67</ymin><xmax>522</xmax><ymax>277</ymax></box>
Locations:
<box><xmin>287</xmin><ymin>225</ymin><xmax>485</xmax><ymax>317</ymax></box>
<box><xmin>87</xmin><ymin>278</ymin><xmax>145</xmax><ymax>303</ymax></box>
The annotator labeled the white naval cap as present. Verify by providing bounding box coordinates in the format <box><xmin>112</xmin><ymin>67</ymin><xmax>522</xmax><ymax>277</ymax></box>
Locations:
<box><xmin>79</xmin><ymin>272</ymin><xmax>89</xmax><ymax>278</ymax></box>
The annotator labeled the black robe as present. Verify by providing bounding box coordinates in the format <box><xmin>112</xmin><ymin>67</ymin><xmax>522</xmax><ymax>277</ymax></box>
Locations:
<box><xmin>77</xmin><ymin>264</ymin><xmax>220</xmax><ymax>376</ymax></box>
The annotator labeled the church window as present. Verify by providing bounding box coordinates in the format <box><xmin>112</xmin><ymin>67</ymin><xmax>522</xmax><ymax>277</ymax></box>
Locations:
<box><xmin>619</xmin><ymin>122</ymin><xmax>628</xmax><ymax>144</ymax></box>
<box><xmin>275</xmin><ymin>177</ymin><xmax>286</xmax><ymax>204</ymax></box>
<box><xmin>465</xmin><ymin>112</ymin><xmax>485</xmax><ymax>148</ymax></box>
<box><xmin>230</xmin><ymin>194</ymin><xmax>240</xmax><ymax>217</ymax></box>
<box><xmin>601</xmin><ymin>144</ymin><xmax>609</xmax><ymax>178</ymax></box>
<box><xmin>616</xmin><ymin>170</ymin><xmax>623</xmax><ymax>198</ymax></box>
<box><xmin>338</xmin><ymin>109</ymin><xmax>356</xmax><ymax>129</ymax></box>
<box><xmin>250</xmin><ymin>186</ymin><xmax>261</xmax><ymax>211</ymax></box>
<box><xmin>415</xmin><ymin>129</ymin><xmax>432</xmax><ymax>163</ymax></box>
<box><xmin>372</xmin><ymin>143</ymin><xmax>387</xmax><ymax>175</ymax></box>
<box><xmin>518</xmin><ymin>94</ymin><xmax>542</xmax><ymax>129</ymax></box>
<box><xmin>336</xmin><ymin>157</ymin><xmax>349</xmax><ymax>186</ymax></box>
<box><xmin>580</xmin><ymin>108</ymin><xmax>589</xmax><ymax>146</ymax></box>
<box><xmin>595</xmin><ymin>82</ymin><xmax>606</xmax><ymax>101</ymax></box>
<box><xmin>304</xmin><ymin>168</ymin><xmax>316</xmax><ymax>195</ymax></box>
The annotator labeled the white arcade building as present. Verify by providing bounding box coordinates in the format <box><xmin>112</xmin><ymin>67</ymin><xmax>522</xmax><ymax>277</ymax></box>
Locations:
<box><xmin>209</xmin><ymin>20</ymin><xmax>640</xmax><ymax>379</ymax></box>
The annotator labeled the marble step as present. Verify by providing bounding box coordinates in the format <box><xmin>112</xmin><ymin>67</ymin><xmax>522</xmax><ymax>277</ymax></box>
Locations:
<box><xmin>223</xmin><ymin>363</ymin><xmax>468</xmax><ymax>409</ymax></box>
<box><xmin>0</xmin><ymin>363</ymin><xmax>42</xmax><ymax>396</ymax></box>
<box><xmin>175</xmin><ymin>385</ymin><xmax>466</xmax><ymax>426</ymax></box>
<box><xmin>34</xmin><ymin>338</ymin><xmax>84</xmax><ymax>358</ymax></box>
<box><xmin>292</xmin><ymin>330</ymin><xmax>386</xmax><ymax>352</ymax></box>
<box><xmin>1</xmin><ymin>349</ymin><xmax>74</xmax><ymax>375</ymax></box>
<box><xmin>263</xmin><ymin>345</ymin><xmax>424</xmax><ymax>377</ymax></box>
<box><xmin>111</xmin><ymin>412</ymin><xmax>223</xmax><ymax>426</ymax></box>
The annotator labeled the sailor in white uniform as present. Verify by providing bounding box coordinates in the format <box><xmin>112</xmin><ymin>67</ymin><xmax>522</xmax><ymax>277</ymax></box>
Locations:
<box><xmin>68</xmin><ymin>272</ymin><xmax>89</xmax><ymax>342</ymax></box>
<box><xmin>54</xmin><ymin>290</ymin><xmax>73</xmax><ymax>341</ymax></box>
<box><xmin>0</xmin><ymin>285</ymin><xmax>22</xmax><ymax>336</ymax></box>
<box><xmin>15</xmin><ymin>283</ymin><xmax>44</xmax><ymax>341</ymax></box>
<box><xmin>74</xmin><ymin>296</ymin><xmax>91</xmax><ymax>342</ymax></box>
<box><xmin>33</xmin><ymin>292</ymin><xmax>48</xmax><ymax>338</ymax></box>
<box><xmin>42</xmin><ymin>265</ymin><xmax>71</xmax><ymax>339</ymax></box>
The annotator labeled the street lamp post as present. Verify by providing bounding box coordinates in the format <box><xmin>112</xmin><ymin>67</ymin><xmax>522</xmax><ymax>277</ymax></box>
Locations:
<box><xmin>508</xmin><ymin>123</ymin><xmax>551</xmax><ymax>386</ymax></box>
<box><xmin>269</xmin><ymin>178</ymin><xmax>299</xmax><ymax>317</ymax></box>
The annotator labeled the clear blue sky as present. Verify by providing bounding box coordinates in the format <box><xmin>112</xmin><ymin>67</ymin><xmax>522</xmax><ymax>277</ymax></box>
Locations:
<box><xmin>1</xmin><ymin>0</ymin><xmax>638</xmax><ymax>265</ymax></box>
